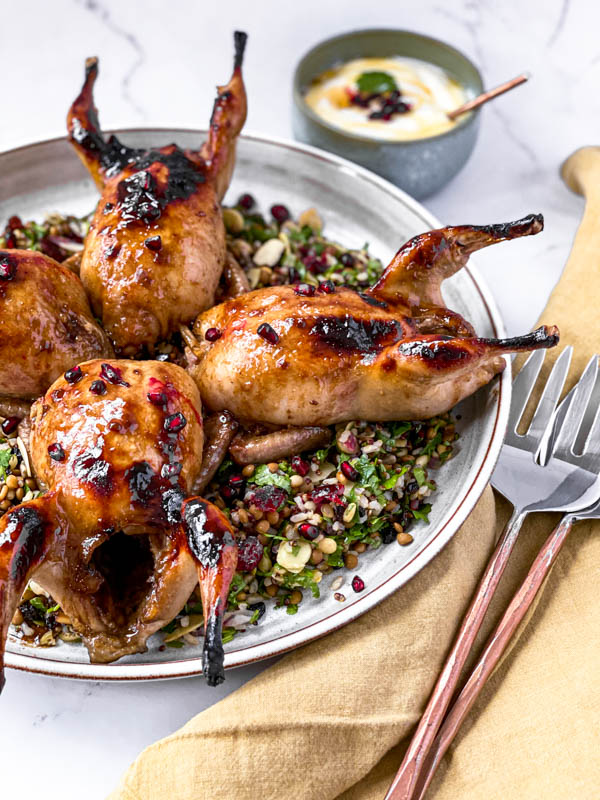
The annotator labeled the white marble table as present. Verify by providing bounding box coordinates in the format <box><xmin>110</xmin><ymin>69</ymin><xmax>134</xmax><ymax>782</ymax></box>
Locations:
<box><xmin>0</xmin><ymin>0</ymin><xmax>593</xmax><ymax>796</ymax></box>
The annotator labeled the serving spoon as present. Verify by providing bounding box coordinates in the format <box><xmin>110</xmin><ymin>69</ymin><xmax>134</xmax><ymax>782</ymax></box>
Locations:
<box><xmin>447</xmin><ymin>73</ymin><xmax>529</xmax><ymax>120</ymax></box>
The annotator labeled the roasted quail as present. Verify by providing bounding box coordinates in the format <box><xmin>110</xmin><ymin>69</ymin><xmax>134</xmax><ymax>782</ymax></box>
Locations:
<box><xmin>0</xmin><ymin>249</ymin><xmax>112</xmax><ymax>401</ymax></box>
<box><xmin>0</xmin><ymin>359</ymin><xmax>238</xmax><ymax>690</ymax></box>
<box><xmin>188</xmin><ymin>215</ymin><xmax>559</xmax><ymax>426</ymax></box>
<box><xmin>67</xmin><ymin>32</ymin><xmax>248</xmax><ymax>354</ymax></box>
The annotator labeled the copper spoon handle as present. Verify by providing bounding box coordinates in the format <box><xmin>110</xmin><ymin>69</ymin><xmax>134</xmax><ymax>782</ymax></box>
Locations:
<box><xmin>383</xmin><ymin>507</ymin><xmax>528</xmax><ymax>800</ymax></box>
<box><xmin>447</xmin><ymin>73</ymin><xmax>529</xmax><ymax>120</ymax></box>
<box><xmin>412</xmin><ymin>514</ymin><xmax>575</xmax><ymax>800</ymax></box>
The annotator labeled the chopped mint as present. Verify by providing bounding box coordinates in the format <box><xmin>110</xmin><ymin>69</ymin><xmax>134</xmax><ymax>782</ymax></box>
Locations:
<box><xmin>353</xmin><ymin>454</ymin><xmax>380</xmax><ymax>493</ymax></box>
<box><xmin>222</xmin><ymin>627</ymin><xmax>238</xmax><ymax>644</ymax></box>
<box><xmin>282</xmin><ymin>570</ymin><xmax>320</xmax><ymax>599</ymax></box>
<box><xmin>326</xmin><ymin>543</ymin><xmax>345</xmax><ymax>568</ymax></box>
<box><xmin>29</xmin><ymin>597</ymin><xmax>47</xmax><ymax>612</ymax></box>
<box><xmin>227</xmin><ymin>573</ymin><xmax>247</xmax><ymax>605</ymax></box>
<box><xmin>0</xmin><ymin>448</ymin><xmax>12</xmax><ymax>480</ymax></box>
<box><xmin>413</xmin><ymin>466</ymin><xmax>426</xmax><ymax>487</ymax></box>
<box><xmin>251</xmin><ymin>464</ymin><xmax>291</xmax><ymax>493</ymax></box>
<box><xmin>412</xmin><ymin>503</ymin><xmax>432</xmax><ymax>523</ymax></box>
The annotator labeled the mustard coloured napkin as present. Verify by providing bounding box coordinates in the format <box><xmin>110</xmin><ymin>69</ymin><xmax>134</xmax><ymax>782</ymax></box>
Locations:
<box><xmin>109</xmin><ymin>151</ymin><xmax>600</xmax><ymax>800</ymax></box>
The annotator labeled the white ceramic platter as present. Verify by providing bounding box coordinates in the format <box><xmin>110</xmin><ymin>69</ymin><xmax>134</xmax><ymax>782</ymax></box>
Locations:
<box><xmin>0</xmin><ymin>130</ymin><xmax>510</xmax><ymax>681</ymax></box>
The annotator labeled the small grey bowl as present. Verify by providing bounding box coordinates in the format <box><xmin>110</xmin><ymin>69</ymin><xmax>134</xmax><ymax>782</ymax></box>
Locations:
<box><xmin>293</xmin><ymin>28</ymin><xmax>483</xmax><ymax>199</ymax></box>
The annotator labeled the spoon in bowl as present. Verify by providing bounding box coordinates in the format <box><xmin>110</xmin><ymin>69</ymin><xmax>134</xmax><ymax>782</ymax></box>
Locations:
<box><xmin>447</xmin><ymin>72</ymin><xmax>529</xmax><ymax>120</ymax></box>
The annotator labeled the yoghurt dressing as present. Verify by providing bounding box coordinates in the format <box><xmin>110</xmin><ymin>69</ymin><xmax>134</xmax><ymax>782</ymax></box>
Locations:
<box><xmin>304</xmin><ymin>56</ymin><xmax>469</xmax><ymax>141</ymax></box>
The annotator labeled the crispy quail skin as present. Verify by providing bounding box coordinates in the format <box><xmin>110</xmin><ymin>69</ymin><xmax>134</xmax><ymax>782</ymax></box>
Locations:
<box><xmin>190</xmin><ymin>215</ymin><xmax>559</xmax><ymax>425</ymax></box>
<box><xmin>67</xmin><ymin>32</ymin><xmax>248</xmax><ymax>355</ymax></box>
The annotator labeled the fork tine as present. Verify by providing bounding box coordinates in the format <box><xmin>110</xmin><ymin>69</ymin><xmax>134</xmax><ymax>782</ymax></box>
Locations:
<box><xmin>582</xmin><ymin>375</ymin><xmax>600</xmax><ymax>458</ymax></box>
<box><xmin>552</xmin><ymin>355</ymin><xmax>599</xmax><ymax>456</ymax></box>
<box><xmin>526</xmin><ymin>346</ymin><xmax>572</xmax><ymax>445</ymax></box>
<box><xmin>507</xmin><ymin>349</ymin><xmax>546</xmax><ymax>433</ymax></box>
<box><xmin>538</xmin><ymin>384</ymin><xmax>575</xmax><ymax>465</ymax></box>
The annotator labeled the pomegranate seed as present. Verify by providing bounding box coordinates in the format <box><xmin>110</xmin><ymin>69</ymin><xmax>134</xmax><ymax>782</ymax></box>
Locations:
<box><xmin>236</xmin><ymin>536</ymin><xmax>264</xmax><ymax>571</ymax></box>
<box><xmin>340</xmin><ymin>461</ymin><xmax>359</xmax><ymax>482</ymax></box>
<box><xmin>0</xmin><ymin>254</ymin><xmax>17</xmax><ymax>281</ymax></box>
<box><xmin>164</xmin><ymin>412</ymin><xmax>187</xmax><ymax>433</ymax></box>
<box><xmin>48</xmin><ymin>443</ymin><xmax>65</xmax><ymax>462</ymax></box>
<box><xmin>64</xmin><ymin>366</ymin><xmax>83</xmax><ymax>384</ymax></box>
<box><xmin>7</xmin><ymin>216</ymin><xmax>23</xmax><ymax>230</ymax></box>
<box><xmin>291</xmin><ymin>455</ymin><xmax>309</xmax><ymax>476</ymax></box>
<box><xmin>298</xmin><ymin>522</ymin><xmax>320</xmax><ymax>540</ymax></box>
<box><xmin>340</xmin><ymin>253</ymin><xmax>354</xmax><ymax>267</ymax></box>
<box><xmin>270</xmin><ymin>204</ymin><xmax>290</xmax><ymax>223</ymax></box>
<box><xmin>90</xmin><ymin>379</ymin><xmax>107</xmax><ymax>395</ymax></box>
<box><xmin>319</xmin><ymin>280</ymin><xmax>335</xmax><ymax>293</ymax></box>
<box><xmin>293</xmin><ymin>283</ymin><xmax>315</xmax><ymax>297</ymax></box>
<box><xmin>410</xmin><ymin>498</ymin><xmax>420</xmax><ymax>510</ymax></box>
<box><xmin>147</xmin><ymin>389</ymin><xmax>167</xmax><ymax>406</ymax></box>
<box><xmin>238</xmin><ymin>193</ymin><xmax>255</xmax><ymax>210</ymax></box>
<box><xmin>1</xmin><ymin>416</ymin><xmax>20</xmax><ymax>435</ymax></box>
<box><xmin>205</xmin><ymin>327</ymin><xmax>222</xmax><ymax>342</ymax></box>
<box><xmin>100</xmin><ymin>363</ymin><xmax>129</xmax><ymax>386</ymax></box>
<box><xmin>257</xmin><ymin>323</ymin><xmax>279</xmax><ymax>344</ymax></box>
<box><xmin>352</xmin><ymin>575</ymin><xmax>365</xmax><ymax>592</ymax></box>
<box><xmin>144</xmin><ymin>235</ymin><xmax>162</xmax><ymax>251</ymax></box>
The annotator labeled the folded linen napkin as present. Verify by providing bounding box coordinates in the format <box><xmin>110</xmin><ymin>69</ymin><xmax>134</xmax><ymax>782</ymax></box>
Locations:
<box><xmin>109</xmin><ymin>149</ymin><xmax>600</xmax><ymax>800</ymax></box>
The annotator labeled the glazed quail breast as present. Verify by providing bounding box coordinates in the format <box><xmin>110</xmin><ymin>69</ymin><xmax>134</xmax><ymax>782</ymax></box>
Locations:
<box><xmin>190</xmin><ymin>215</ymin><xmax>559</xmax><ymax>426</ymax></box>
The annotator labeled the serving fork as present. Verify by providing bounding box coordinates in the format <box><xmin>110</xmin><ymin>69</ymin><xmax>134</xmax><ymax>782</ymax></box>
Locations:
<box><xmin>385</xmin><ymin>347</ymin><xmax>600</xmax><ymax>800</ymax></box>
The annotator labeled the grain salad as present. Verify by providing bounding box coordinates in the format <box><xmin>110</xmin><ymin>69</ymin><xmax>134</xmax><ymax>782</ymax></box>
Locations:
<box><xmin>3</xmin><ymin>197</ymin><xmax>458</xmax><ymax>651</ymax></box>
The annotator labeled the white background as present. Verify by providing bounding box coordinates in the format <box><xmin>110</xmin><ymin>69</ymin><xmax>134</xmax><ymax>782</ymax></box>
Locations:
<box><xmin>0</xmin><ymin>1</ymin><xmax>593</xmax><ymax>796</ymax></box>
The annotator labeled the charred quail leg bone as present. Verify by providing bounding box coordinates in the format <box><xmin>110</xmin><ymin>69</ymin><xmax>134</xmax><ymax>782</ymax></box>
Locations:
<box><xmin>67</xmin><ymin>57</ymin><xmax>107</xmax><ymax>190</ymax></box>
<box><xmin>369</xmin><ymin>214</ymin><xmax>544</xmax><ymax>307</ymax></box>
<box><xmin>180</xmin><ymin>498</ymin><xmax>238</xmax><ymax>686</ymax></box>
<box><xmin>230</xmin><ymin>426</ymin><xmax>332</xmax><ymax>465</ymax></box>
<box><xmin>0</xmin><ymin>493</ymin><xmax>64</xmax><ymax>692</ymax></box>
<box><xmin>201</xmin><ymin>31</ymin><xmax>248</xmax><ymax>200</ymax></box>
<box><xmin>370</xmin><ymin>327</ymin><xmax>560</xmax><ymax>421</ymax></box>
<box><xmin>194</xmin><ymin>412</ymin><xmax>239</xmax><ymax>494</ymax></box>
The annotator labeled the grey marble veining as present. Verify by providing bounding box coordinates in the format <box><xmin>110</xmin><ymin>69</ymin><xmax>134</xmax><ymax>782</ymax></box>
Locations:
<box><xmin>0</xmin><ymin>1</ymin><xmax>592</xmax><ymax>797</ymax></box>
